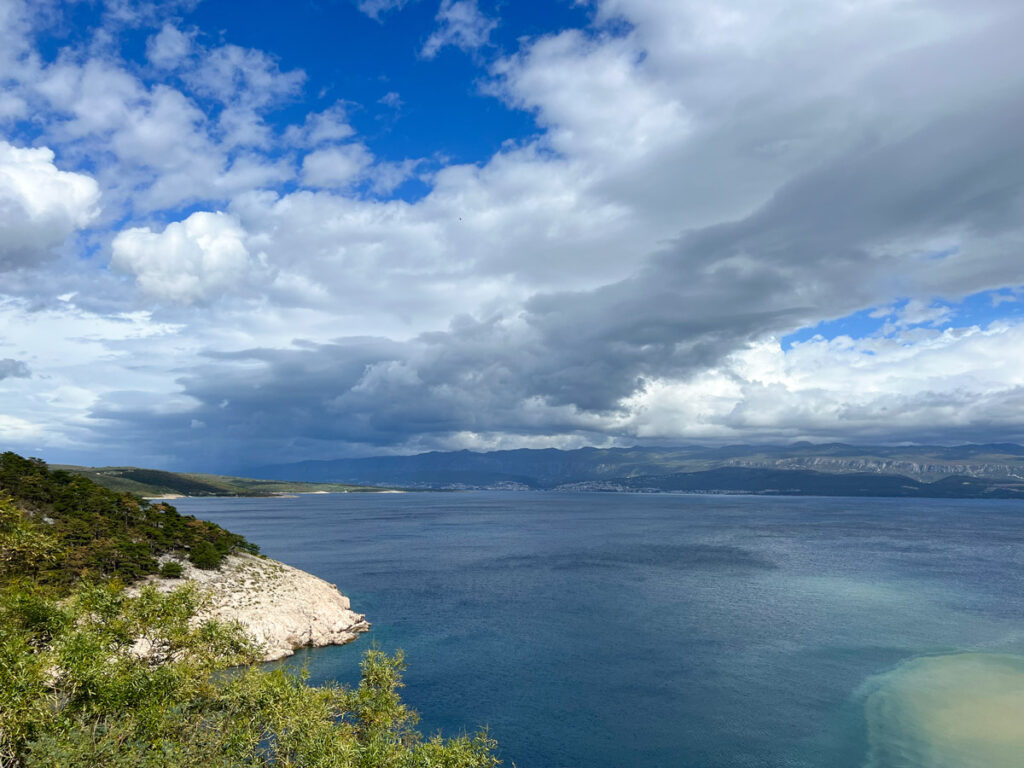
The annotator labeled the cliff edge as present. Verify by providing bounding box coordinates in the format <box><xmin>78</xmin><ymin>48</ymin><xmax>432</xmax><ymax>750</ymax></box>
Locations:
<box><xmin>137</xmin><ymin>552</ymin><xmax>370</xmax><ymax>661</ymax></box>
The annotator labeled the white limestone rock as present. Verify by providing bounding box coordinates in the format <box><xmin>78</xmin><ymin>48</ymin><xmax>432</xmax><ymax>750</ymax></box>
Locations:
<box><xmin>137</xmin><ymin>552</ymin><xmax>369</xmax><ymax>661</ymax></box>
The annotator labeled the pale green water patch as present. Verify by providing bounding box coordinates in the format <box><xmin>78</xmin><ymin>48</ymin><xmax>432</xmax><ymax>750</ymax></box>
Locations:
<box><xmin>861</xmin><ymin>653</ymin><xmax>1024</xmax><ymax>768</ymax></box>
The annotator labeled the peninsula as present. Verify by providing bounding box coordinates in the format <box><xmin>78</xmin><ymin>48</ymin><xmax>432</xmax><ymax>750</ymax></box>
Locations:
<box><xmin>0</xmin><ymin>449</ymin><xmax>498</xmax><ymax>766</ymax></box>
<box><xmin>136</xmin><ymin>552</ymin><xmax>370</xmax><ymax>661</ymax></box>
<box><xmin>3</xmin><ymin>450</ymin><xmax>370</xmax><ymax>661</ymax></box>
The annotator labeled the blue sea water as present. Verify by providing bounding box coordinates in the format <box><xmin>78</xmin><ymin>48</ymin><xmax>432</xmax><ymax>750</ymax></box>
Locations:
<box><xmin>173</xmin><ymin>492</ymin><xmax>1024</xmax><ymax>768</ymax></box>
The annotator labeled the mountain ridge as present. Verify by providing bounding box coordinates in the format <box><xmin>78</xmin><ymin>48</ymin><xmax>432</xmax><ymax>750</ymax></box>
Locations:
<box><xmin>250</xmin><ymin>443</ymin><xmax>1024</xmax><ymax>497</ymax></box>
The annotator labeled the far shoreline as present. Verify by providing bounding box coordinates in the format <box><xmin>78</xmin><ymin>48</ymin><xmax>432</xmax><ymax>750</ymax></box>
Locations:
<box><xmin>144</xmin><ymin>488</ymin><xmax>409</xmax><ymax>500</ymax></box>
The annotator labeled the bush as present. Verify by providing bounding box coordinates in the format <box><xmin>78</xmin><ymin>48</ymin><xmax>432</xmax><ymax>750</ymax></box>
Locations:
<box><xmin>188</xmin><ymin>541</ymin><xmax>221</xmax><ymax>570</ymax></box>
<box><xmin>158</xmin><ymin>561</ymin><xmax>184</xmax><ymax>578</ymax></box>
<box><xmin>1</xmin><ymin>451</ymin><xmax>502</xmax><ymax>766</ymax></box>
<box><xmin>0</xmin><ymin>583</ymin><xmax>501</xmax><ymax>768</ymax></box>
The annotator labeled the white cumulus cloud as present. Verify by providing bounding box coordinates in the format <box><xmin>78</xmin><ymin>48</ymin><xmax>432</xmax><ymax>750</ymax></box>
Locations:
<box><xmin>626</xmin><ymin>321</ymin><xmax>1024</xmax><ymax>444</ymax></box>
<box><xmin>284</xmin><ymin>104</ymin><xmax>356</xmax><ymax>148</ymax></box>
<box><xmin>0</xmin><ymin>140</ymin><xmax>100</xmax><ymax>270</ymax></box>
<box><xmin>301</xmin><ymin>144</ymin><xmax>375</xmax><ymax>188</ymax></box>
<box><xmin>146</xmin><ymin>23</ymin><xmax>194</xmax><ymax>69</ymax></box>
<box><xmin>110</xmin><ymin>211</ymin><xmax>254</xmax><ymax>303</ymax></box>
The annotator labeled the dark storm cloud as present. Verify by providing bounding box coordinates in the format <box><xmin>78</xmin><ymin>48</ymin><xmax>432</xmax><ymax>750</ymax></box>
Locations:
<box><xmin>87</xmin><ymin>14</ymin><xmax>1024</xmax><ymax>467</ymax></box>
<box><xmin>515</xmin><ymin>83</ymin><xmax>1024</xmax><ymax>408</ymax></box>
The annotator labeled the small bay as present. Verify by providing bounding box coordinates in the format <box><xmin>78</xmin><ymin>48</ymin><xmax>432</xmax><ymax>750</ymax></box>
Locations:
<box><xmin>174</xmin><ymin>492</ymin><xmax>1024</xmax><ymax>768</ymax></box>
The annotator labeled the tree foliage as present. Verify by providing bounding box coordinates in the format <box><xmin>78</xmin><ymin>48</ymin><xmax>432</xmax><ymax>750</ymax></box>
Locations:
<box><xmin>0</xmin><ymin>452</ymin><xmax>501</xmax><ymax>767</ymax></box>
<box><xmin>0</xmin><ymin>451</ymin><xmax>258</xmax><ymax>586</ymax></box>
<box><xmin>0</xmin><ymin>582</ymin><xmax>499</xmax><ymax>767</ymax></box>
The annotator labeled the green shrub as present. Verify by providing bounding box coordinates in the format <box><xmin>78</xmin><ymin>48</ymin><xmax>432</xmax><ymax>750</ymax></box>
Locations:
<box><xmin>1</xmin><ymin>451</ymin><xmax>502</xmax><ymax>767</ymax></box>
<box><xmin>158</xmin><ymin>561</ymin><xmax>184</xmax><ymax>578</ymax></box>
<box><xmin>188</xmin><ymin>541</ymin><xmax>220</xmax><ymax>570</ymax></box>
<box><xmin>0</xmin><ymin>582</ymin><xmax>500</xmax><ymax>768</ymax></box>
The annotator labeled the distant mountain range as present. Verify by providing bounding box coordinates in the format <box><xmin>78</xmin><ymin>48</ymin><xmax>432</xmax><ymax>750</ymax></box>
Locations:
<box><xmin>252</xmin><ymin>443</ymin><xmax>1024</xmax><ymax>499</ymax></box>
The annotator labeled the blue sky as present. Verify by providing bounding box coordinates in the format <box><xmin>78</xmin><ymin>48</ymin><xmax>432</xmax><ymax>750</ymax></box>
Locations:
<box><xmin>781</xmin><ymin>290</ymin><xmax>1024</xmax><ymax>349</ymax></box>
<box><xmin>31</xmin><ymin>0</ymin><xmax>592</xmax><ymax>197</ymax></box>
<box><xmin>2</xmin><ymin>0</ymin><xmax>1024</xmax><ymax>470</ymax></box>
<box><xmin>185</xmin><ymin>0</ymin><xmax>556</xmax><ymax>167</ymax></box>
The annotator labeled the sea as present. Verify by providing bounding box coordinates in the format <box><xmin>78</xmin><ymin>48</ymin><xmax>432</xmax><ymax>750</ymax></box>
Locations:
<box><xmin>173</xmin><ymin>491</ymin><xmax>1024</xmax><ymax>768</ymax></box>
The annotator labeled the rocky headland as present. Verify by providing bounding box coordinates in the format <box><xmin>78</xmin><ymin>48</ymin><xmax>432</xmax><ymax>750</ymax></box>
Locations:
<box><xmin>135</xmin><ymin>552</ymin><xmax>369</xmax><ymax>661</ymax></box>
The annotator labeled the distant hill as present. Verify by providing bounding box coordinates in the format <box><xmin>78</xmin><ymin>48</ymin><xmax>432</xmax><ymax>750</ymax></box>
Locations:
<box><xmin>251</xmin><ymin>443</ymin><xmax>1024</xmax><ymax>498</ymax></box>
<box><xmin>609</xmin><ymin>468</ymin><xmax>1024</xmax><ymax>499</ymax></box>
<box><xmin>0</xmin><ymin>451</ymin><xmax>257</xmax><ymax>586</ymax></box>
<box><xmin>53</xmin><ymin>465</ymin><xmax>394</xmax><ymax>498</ymax></box>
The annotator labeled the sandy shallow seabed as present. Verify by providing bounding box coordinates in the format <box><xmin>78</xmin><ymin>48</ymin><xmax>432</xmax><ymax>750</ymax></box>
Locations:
<box><xmin>134</xmin><ymin>552</ymin><xmax>370</xmax><ymax>661</ymax></box>
<box><xmin>860</xmin><ymin>653</ymin><xmax>1024</xmax><ymax>768</ymax></box>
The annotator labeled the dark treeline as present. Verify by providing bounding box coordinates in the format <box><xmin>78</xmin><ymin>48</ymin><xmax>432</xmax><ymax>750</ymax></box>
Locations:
<box><xmin>0</xmin><ymin>451</ymin><xmax>257</xmax><ymax>586</ymax></box>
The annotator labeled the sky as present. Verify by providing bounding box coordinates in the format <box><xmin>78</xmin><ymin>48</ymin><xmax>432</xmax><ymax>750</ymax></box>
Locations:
<box><xmin>2</xmin><ymin>0</ymin><xmax>1024</xmax><ymax>472</ymax></box>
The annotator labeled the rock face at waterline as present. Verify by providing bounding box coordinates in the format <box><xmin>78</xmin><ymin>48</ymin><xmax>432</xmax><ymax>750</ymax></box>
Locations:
<box><xmin>138</xmin><ymin>552</ymin><xmax>370</xmax><ymax>661</ymax></box>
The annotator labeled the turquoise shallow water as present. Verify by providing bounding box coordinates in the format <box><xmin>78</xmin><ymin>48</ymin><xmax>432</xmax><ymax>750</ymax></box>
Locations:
<box><xmin>174</xmin><ymin>492</ymin><xmax>1024</xmax><ymax>767</ymax></box>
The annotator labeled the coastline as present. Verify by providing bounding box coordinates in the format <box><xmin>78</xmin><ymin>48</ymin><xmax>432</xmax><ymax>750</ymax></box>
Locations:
<box><xmin>141</xmin><ymin>489</ymin><xmax>407</xmax><ymax>500</ymax></box>
<box><xmin>135</xmin><ymin>552</ymin><xmax>370</xmax><ymax>661</ymax></box>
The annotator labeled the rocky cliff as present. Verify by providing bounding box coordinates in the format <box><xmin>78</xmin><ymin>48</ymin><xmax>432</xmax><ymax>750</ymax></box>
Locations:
<box><xmin>137</xmin><ymin>552</ymin><xmax>369</xmax><ymax>661</ymax></box>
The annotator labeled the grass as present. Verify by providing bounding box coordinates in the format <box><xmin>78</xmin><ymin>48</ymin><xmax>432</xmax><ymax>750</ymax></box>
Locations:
<box><xmin>52</xmin><ymin>465</ymin><xmax>395</xmax><ymax>497</ymax></box>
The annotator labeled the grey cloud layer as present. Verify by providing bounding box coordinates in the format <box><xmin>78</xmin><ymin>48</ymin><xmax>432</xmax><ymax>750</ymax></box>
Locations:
<box><xmin>5</xmin><ymin>0</ymin><xmax>1024</xmax><ymax>467</ymax></box>
<box><xmin>0</xmin><ymin>358</ymin><xmax>30</xmax><ymax>380</ymax></box>
<box><xmin>91</xmin><ymin>5</ymin><xmax>1024</xmax><ymax>464</ymax></box>
<box><xmin>93</xmin><ymin>79</ymin><xmax>1024</xmax><ymax>463</ymax></box>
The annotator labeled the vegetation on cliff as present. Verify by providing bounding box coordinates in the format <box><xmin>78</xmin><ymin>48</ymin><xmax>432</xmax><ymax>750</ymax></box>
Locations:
<box><xmin>1</xmin><ymin>451</ymin><xmax>257</xmax><ymax>586</ymax></box>
<box><xmin>0</xmin><ymin>452</ymin><xmax>499</xmax><ymax>768</ymax></box>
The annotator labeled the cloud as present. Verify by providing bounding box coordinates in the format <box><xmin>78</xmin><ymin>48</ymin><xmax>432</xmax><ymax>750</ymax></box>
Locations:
<box><xmin>356</xmin><ymin>0</ymin><xmax>414</xmax><ymax>21</ymax></box>
<box><xmin>0</xmin><ymin>141</ymin><xmax>100</xmax><ymax>271</ymax></box>
<box><xmin>298</xmin><ymin>144</ymin><xmax>417</xmax><ymax>195</ymax></box>
<box><xmin>186</xmin><ymin>44</ymin><xmax>305</xmax><ymax>111</ymax></box>
<box><xmin>184</xmin><ymin>43</ymin><xmax>306</xmax><ymax>149</ymax></box>
<box><xmin>490</xmin><ymin>30</ymin><xmax>687</xmax><ymax>161</ymax></box>
<box><xmin>301</xmin><ymin>144</ymin><xmax>375</xmax><ymax>188</ymax></box>
<box><xmin>367</xmin><ymin>158</ymin><xmax>420</xmax><ymax>195</ymax></box>
<box><xmin>137</xmin><ymin>0</ymin><xmax>1023</xmax><ymax>452</ymax></box>
<box><xmin>0</xmin><ymin>295</ymin><xmax>184</xmax><ymax>463</ymax></box>
<box><xmin>421</xmin><ymin>0</ymin><xmax>497</xmax><ymax>59</ymax></box>
<box><xmin>378</xmin><ymin>91</ymin><xmax>402</xmax><ymax>109</ymax></box>
<box><xmin>283</xmin><ymin>104</ymin><xmax>356</xmax><ymax>147</ymax></box>
<box><xmin>146</xmin><ymin>23</ymin><xmax>193</xmax><ymax>69</ymax></box>
<box><xmin>96</xmin><ymin>57</ymin><xmax>1024</xmax><ymax>461</ymax></box>
<box><xmin>0</xmin><ymin>414</ymin><xmax>45</xmax><ymax>443</ymax></box>
<box><xmin>506</xmin><ymin>84</ymin><xmax>1024</xmax><ymax>410</ymax></box>
<box><xmin>110</xmin><ymin>211</ymin><xmax>255</xmax><ymax>304</ymax></box>
<box><xmin>9</xmin><ymin>21</ymin><xmax>305</xmax><ymax>219</ymax></box>
<box><xmin>83</xmin><ymin>311</ymin><xmax>1024</xmax><ymax>470</ymax></box>
<box><xmin>5</xmin><ymin>0</ymin><xmax>1024</xmax><ymax>467</ymax></box>
<box><xmin>882</xmin><ymin>300</ymin><xmax>953</xmax><ymax>331</ymax></box>
<box><xmin>100</xmin><ymin>0</ymin><xmax>200</xmax><ymax>29</ymax></box>
<box><xmin>626</xmin><ymin>322</ymin><xmax>1024</xmax><ymax>444</ymax></box>
<box><xmin>0</xmin><ymin>358</ymin><xmax>30</xmax><ymax>380</ymax></box>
